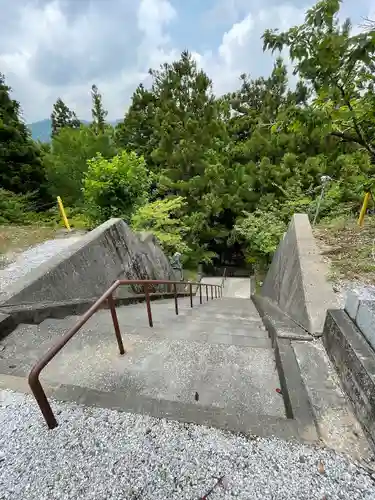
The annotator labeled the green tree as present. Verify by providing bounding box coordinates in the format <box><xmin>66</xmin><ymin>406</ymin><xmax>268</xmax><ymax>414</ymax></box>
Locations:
<box><xmin>51</xmin><ymin>97</ymin><xmax>81</xmax><ymax>137</ymax></box>
<box><xmin>45</xmin><ymin>125</ymin><xmax>117</xmax><ymax>205</ymax></box>
<box><xmin>91</xmin><ymin>84</ymin><xmax>108</xmax><ymax>134</ymax></box>
<box><xmin>116</xmin><ymin>84</ymin><xmax>157</xmax><ymax>170</ymax></box>
<box><xmin>0</xmin><ymin>73</ymin><xmax>48</xmax><ymax>203</ymax></box>
<box><xmin>83</xmin><ymin>150</ymin><xmax>150</xmax><ymax>223</ymax></box>
<box><xmin>131</xmin><ymin>196</ymin><xmax>190</xmax><ymax>254</ymax></box>
<box><xmin>263</xmin><ymin>0</ymin><xmax>375</xmax><ymax>168</ymax></box>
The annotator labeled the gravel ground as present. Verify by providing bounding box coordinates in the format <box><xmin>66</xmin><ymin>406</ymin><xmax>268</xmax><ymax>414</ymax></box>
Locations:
<box><xmin>0</xmin><ymin>237</ymin><xmax>82</xmax><ymax>296</ymax></box>
<box><xmin>1</xmin><ymin>391</ymin><xmax>374</xmax><ymax>499</ymax></box>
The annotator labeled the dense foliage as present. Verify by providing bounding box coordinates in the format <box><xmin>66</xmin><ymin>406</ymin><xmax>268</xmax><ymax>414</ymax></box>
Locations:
<box><xmin>1</xmin><ymin>0</ymin><xmax>375</xmax><ymax>268</ymax></box>
<box><xmin>83</xmin><ymin>151</ymin><xmax>150</xmax><ymax>224</ymax></box>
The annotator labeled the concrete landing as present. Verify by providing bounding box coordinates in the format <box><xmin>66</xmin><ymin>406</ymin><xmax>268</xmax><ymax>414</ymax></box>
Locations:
<box><xmin>0</xmin><ymin>296</ymin><xmax>288</xmax><ymax>431</ymax></box>
<box><xmin>202</xmin><ymin>277</ymin><xmax>251</xmax><ymax>299</ymax></box>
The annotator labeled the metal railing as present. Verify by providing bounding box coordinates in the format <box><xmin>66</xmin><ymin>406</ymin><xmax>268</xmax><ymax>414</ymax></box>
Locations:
<box><xmin>28</xmin><ymin>279</ymin><xmax>223</xmax><ymax>429</ymax></box>
<box><xmin>221</xmin><ymin>267</ymin><xmax>227</xmax><ymax>289</ymax></box>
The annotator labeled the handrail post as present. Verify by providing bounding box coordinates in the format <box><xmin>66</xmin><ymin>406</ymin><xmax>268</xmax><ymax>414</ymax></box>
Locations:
<box><xmin>189</xmin><ymin>283</ymin><xmax>193</xmax><ymax>308</ymax></box>
<box><xmin>173</xmin><ymin>283</ymin><xmax>178</xmax><ymax>315</ymax></box>
<box><xmin>211</xmin><ymin>285</ymin><xmax>213</xmax><ymax>300</ymax></box>
<box><xmin>29</xmin><ymin>373</ymin><xmax>57</xmax><ymax>429</ymax></box>
<box><xmin>215</xmin><ymin>286</ymin><xmax>217</xmax><ymax>299</ymax></box>
<box><xmin>144</xmin><ymin>284</ymin><xmax>153</xmax><ymax>327</ymax></box>
<box><xmin>206</xmin><ymin>284</ymin><xmax>208</xmax><ymax>301</ymax></box>
<box><xmin>108</xmin><ymin>293</ymin><xmax>125</xmax><ymax>355</ymax></box>
<box><xmin>199</xmin><ymin>283</ymin><xmax>202</xmax><ymax>304</ymax></box>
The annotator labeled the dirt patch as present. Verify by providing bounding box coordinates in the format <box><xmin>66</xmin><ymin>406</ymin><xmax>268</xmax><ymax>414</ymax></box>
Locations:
<box><xmin>313</xmin><ymin>216</ymin><xmax>375</xmax><ymax>284</ymax></box>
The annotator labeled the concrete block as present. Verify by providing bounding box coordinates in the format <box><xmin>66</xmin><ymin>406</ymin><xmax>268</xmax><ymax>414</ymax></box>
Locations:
<box><xmin>356</xmin><ymin>300</ymin><xmax>375</xmax><ymax>351</ymax></box>
<box><xmin>0</xmin><ymin>313</ymin><xmax>15</xmax><ymax>339</ymax></box>
<box><xmin>261</xmin><ymin>214</ymin><xmax>337</xmax><ymax>336</ymax></box>
<box><xmin>344</xmin><ymin>287</ymin><xmax>375</xmax><ymax>350</ymax></box>
<box><xmin>345</xmin><ymin>286</ymin><xmax>375</xmax><ymax>321</ymax></box>
<box><xmin>323</xmin><ymin>309</ymin><xmax>375</xmax><ymax>448</ymax></box>
<box><xmin>0</xmin><ymin>219</ymin><xmax>176</xmax><ymax>309</ymax></box>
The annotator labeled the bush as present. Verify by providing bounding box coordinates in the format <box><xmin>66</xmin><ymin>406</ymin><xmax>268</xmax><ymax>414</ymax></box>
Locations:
<box><xmin>0</xmin><ymin>190</ymin><xmax>33</xmax><ymax>224</ymax></box>
<box><xmin>83</xmin><ymin>151</ymin><xmax>150</xmax><ymax>224</ymax></box>
<box><xmin>232</xmin><ymin>209</ymin><xmax>286</xmax><ymax>269</ymax></box>
<box><xmin>44</xmin><ymin>125</ymin><xmax>117</xmax><ymax>206</ymax></box>
<box><xmin>131</xmin><ymin>197</ymin><xmax>190</xmax><ymax>255</ymax></box>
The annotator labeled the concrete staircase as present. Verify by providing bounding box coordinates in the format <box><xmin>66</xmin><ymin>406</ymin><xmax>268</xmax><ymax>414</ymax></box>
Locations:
<box><xmin>0</xmin><ymin>278</ymin><xmax>369</xmax><ymax>456</ymax></box>
<box><xmin>0</xmin><ymin>280</ymin><xmax>301</xmax><ymax>436</ymax></box>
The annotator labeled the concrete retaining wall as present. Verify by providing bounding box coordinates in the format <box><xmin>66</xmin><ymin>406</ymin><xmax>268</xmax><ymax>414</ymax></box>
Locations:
<box><xmin>0</xmin><ymin>219</ymin><xmax>176</xmax><ymax>309</ymax></box>
<box><xmin>323</xmin><ymin>309</ymin><xmax>375</xmax><ymax>448</ymax></box>
<box><xmin>261</xmin><ymin>213</ymin><xmax>337</xmax><ymax>336</ymax></box>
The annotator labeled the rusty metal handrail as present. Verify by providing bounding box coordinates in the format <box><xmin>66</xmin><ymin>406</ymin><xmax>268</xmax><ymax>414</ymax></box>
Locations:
<box><xmin>28</xmin><ymin>279</ymin><xmax>223</xmax><ymax>429</ymax></box>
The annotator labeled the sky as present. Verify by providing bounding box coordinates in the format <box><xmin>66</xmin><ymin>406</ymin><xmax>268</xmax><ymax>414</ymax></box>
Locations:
<box><xmin>0</xmin><ymin>0</ymin><xmax>373</xmax><ymax>123</ymax></box>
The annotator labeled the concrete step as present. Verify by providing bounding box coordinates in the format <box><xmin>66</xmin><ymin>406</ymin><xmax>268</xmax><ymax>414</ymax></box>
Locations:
<box><xmin>2</xmin><ymin>328</ymin><xmax>283</xmax><ymax>419</ymax></box>
<box><xmin>0</xmin><ymin>293</ymin><xmax>292</xmax><ymax>438</ymax></box>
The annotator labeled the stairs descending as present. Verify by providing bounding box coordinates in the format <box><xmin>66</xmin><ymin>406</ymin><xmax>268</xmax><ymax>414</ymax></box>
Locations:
<box><xmin>0</xmin><ymin>285</ymin><xmax>288</xmax><ymax>429</ymax></box>
<box><xmin>1</xmin><ymin>277</ymin><xmax>371</xmax><ymax>456</ymax></box>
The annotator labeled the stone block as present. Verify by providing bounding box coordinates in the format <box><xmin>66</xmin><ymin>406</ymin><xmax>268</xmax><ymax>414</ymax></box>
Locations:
<box><xmin>345</xmin><ymin>286</ymin><xmax>375</xmax><ymax>321</ymax></box>
<box><xmin>356</xmin><ymin>300</ymin><xmax>375</xmax><ymax>351</ymax></box>
<box><xmin>323</xmin><ymin>309</ymin><xmax>375</xmax><ymax>447</ymax></box>
<box><xmin>344</xmin><ymin>286</ymin><xmax>375</xmax><ymax>351</ymax></box>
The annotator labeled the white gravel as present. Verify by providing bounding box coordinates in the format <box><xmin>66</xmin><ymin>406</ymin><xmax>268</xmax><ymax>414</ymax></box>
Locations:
<box><xmin>0</xmin><ymin>238</ymin><xmax>82</xmax><ymax>296</ymax></box>
<box><xmin>1</xmin><ymin>391</ymin><xmax>374</xmax><ymax>499</ymax></box>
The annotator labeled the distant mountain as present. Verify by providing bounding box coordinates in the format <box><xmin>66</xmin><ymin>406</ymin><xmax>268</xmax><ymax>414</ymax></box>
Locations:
<box><xmin>28</xmin><ymin>119</ymin><xmax>53</xmax><ymax>142</ymax></box>
<box><xmin>27</xmin><ymin>118</ymin><xmax>121</xmax><ymax>142</ymax></box>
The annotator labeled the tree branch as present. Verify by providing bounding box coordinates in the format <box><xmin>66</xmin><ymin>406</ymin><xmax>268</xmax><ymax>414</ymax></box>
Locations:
<box><xmin>330</xmin><ymin>130</ymin><xmax>365</xmax><ymax>145</ymax></box>
<box><xmin>336</xmin><ymin>82</ymin><xmax>374</xmax><ymax>154</ymax></box>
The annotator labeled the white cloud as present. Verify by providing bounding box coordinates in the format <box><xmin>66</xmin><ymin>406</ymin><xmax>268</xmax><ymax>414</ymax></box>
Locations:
<box><xmin>0</xmin><ymin>0</ymin><xmax>178</xmax><ymax>122</ymax></box>
<box><xmin>137</xmin><ymin>0</ymin><xmax>178</xmax><ymax>72</ymax></box>
<box><xmin>0</xmin><ymin>0</ymin><xmax>372</xmax><ymax>123</ymax></box>
<box><xmin>218</xmin><ymin>14</ymin><xmax>254</xmax><ymax>67</ymax></box>
<box><xmin>194</xmin><ymin>5</ymin><xmax>307</xmax><ymax>96</ymax></box>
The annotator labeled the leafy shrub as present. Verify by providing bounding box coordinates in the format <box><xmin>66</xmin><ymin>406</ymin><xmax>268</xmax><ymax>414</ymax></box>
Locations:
<box><xmin>131</xmin><ymin>196</ymin><xmax>190</xmax><ymax>255</ymax></box>
<box><xmin>232</xmin><ymin>210</ymin><xmax>286</xmax><ymax>269</ymax></box>
<box><xmin>0</xmin><ymin>190</ymin><xmax>33</xmax><ymax>224</ymax></box>
<box><xmin>83</xmin><ymin>151</ymin><xmax>150</xmax><ymax>224</ymax></box>
<box><xmin>45</xmin><ymin>125</ymin><xmax>117</xmax><ymax>206</ymax></box>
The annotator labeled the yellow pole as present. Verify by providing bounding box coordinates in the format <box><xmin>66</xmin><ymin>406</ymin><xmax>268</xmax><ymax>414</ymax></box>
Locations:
<box><xmin>358</xmin><ymin>192</ymin><xmax>371</xmax><ymax>227</ymax></box>
<box><xmin>57</xmin><ymin>196</ymin><xmax>71</xmax><ymax>231</ymax></box>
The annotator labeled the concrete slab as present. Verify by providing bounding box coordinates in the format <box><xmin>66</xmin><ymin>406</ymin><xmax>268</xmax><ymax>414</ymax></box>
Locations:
<box><xmin>356</xmin><ymin>300</ymin><xmax>375</xmax><ymax>351</ymax></box>
<box><xmin>261</xmin><ymin>214</ymin><xmax>337</xmax><ymax>335</ymax></box>
<box><xmin>223</xmin><ymin>278</ymin><xmax>252</xmax><ymax>299</ymax></box>
<box><xmin>3</xmin><ymin>329</ymin><xmax>284</xmax><ymax>418</ymax></box>
<box><xmin>0</xmin><ymin>218</ymin><xmax>176</xmax><ymax>309</ymax></box>
<box><xmin>202</xmin><ymin>278</ymin><xmax>252</xmax><ymax>299</ymax></box>
<box><xmin>345</xmin><ymin>286</ymin><xmax>375</xmax><ymax>320</ymax></box>
<box><xmin>253</xmin><ymin>295</ymin><xmax>312</xmax><ymax>340</ymax></box>
<box><xmin>0</xmin><ymin>290</ymin><xmax>285</xmax><ymax>423</ymax></box>
<box><xmin>0</xmin><ymin>313</ymin><xmax>14</xmax><ymax>339</ymax></box>
<box><xmin>292</xmin><ymin>339</ymin><xmax>372</xmax><ymax>461</ymax></box>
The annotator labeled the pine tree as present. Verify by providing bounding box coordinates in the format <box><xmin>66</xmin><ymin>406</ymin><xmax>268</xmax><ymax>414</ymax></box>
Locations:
<box><xmin>116</xmin><ymin>84</ymin><xmax>157</xmax><ymax>169</ymax></box>
<box><xmin>0</xmin><ymin>73</ymin><xmax>47</xmax><ymax>200</ymax></box>
<box><xmin>91</xmin><ymin>84</ymin><xmax>107</xmax><ymax>134</ymax></box>
<box><xmin>51</xmin><ymin>98</ymin><xmax>81</xmax><ymax>137</ymax></box>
